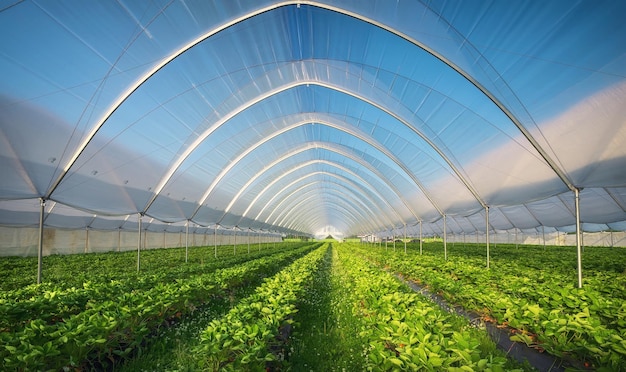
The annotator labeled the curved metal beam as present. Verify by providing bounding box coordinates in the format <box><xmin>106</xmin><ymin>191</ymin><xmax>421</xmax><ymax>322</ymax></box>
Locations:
<box><xmin>143</xmin><ymin>80</ymin><xmax>445</xmax><ymax>218</ymax></box>
<box><xmin>222</xmin><ymin>114</ymin><xmax>417</xmax><ymax>219</ymax></box>
<box><xmin>143</xmin><ymin>78</ymin><xmax>446</xmax><ymax>218</ymax></box>
<box><xmin>189</xmin><ymin>115</ymin><xmax>418</xmax><ymax>220</ymax></box>
<box><xmin>237</xmin><ymin>141</ymin><xmax>420</xmax><ymax>221</ymax></box>
<box><xmin>254</xmin><ymin>164</ymin><xmax>396</xmax><ymax>225</ymax></box>
<box><xmin>260</xmin><ymin>171</ymin><xmax>396</xmax><ymax>228</ymax></box>
<box><xmin>47</xmin><ymin>0</ymin><xmax>574</xmax><ymax>226</ymax></box>
<box><xmin>280</xmin><ymin>193</ymin><xmax>375</xmax><ymax>233</ymax></box>
<box><xmin>270</xmin><ymin>181</ymin><xmax>387</xmax><ymax>231</ymax></box>
<box><xmin>47</xmin><ymin>1</ymin><xmax>476</xmax><ymax>212</ymax></box>
<box><xmin>263</xmin><ymin>173</ymin><xmax>390</xmax><ymax>228</ymax></box>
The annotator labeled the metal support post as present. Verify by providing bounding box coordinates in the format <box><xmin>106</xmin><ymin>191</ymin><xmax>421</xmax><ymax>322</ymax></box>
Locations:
<box><xmin>419</xmin><ymin>221</ymin><xmax>423</xmax><ymax>255</ymax></box>
<box><xmin>214</xmin><ymin>225</ymin><xmax>217</xmax><ymax>258</ymax></box>
<box><xmin>85</xmin><ymin>228</ymin><xmax>89</xmax><ymax>254</ymax></box>
<box><xmin>137</xmin><ymin>214</ymin><xmax>142</xmax><ymax>272</ymax></box>
<box><xmin>185</xmin><ymin>220</ymin><xmax>189</xmax><ymax>263</ymax></box>
<box><xmin>37</xmin><ymin>198</ymin><xmax>45</xmax><ymax>284</ymax></box>
<box><xmin>404</xmin><ymin>223</ymin><xmax>407</xmax><ymax>254</ymax></box>
<box><xmin>575</xmin><ymin>188</ymin><xmax>583</xmax><ymax>288</ymax></box>
<box><xmin>443</xmin><ymin>215</ymin><xmax>447</xmax><ymax>260</ymax></box>
<box><xmin>486</xmin><ymin>206</ymin><xmax>490</xmax><ymax>269</ymax></box>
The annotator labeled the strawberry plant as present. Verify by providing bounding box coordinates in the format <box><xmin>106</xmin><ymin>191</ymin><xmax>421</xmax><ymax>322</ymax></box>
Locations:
<box><xmin>0</xmin><ymin>242</ymin><xmax>321</xmax><ymax>370</ymax></box>
<box><xmin>357</xmin><ymin>242</ymin><xmax>626</xmax><ymax>370</ymax></box>
<box><xmin>195</xmin><ymin>244</ymin><xmax>329</xmax><ymax>370</ymax></box>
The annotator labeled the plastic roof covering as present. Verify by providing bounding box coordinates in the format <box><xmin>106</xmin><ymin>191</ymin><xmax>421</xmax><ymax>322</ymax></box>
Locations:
<box><xmin>1</xmin><ymin>0</ymin><xmax>625</xmax><ymax>239</ymax></box>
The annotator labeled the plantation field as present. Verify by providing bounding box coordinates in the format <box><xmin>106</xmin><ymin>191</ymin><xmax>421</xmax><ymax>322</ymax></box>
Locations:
<box><xmin>0</xmin><ymin>242</ymin><xmax>320</xmax><ymax>370</ymax></box>
<box><xmin>358</xmin><ymin>241</ymin><xmax>626</xmax><ymax>371</ymax></box>
<box><xmin>3</xmin><ymin>240</ymin><xmax>622</xmax><ymax>370</ymax></box>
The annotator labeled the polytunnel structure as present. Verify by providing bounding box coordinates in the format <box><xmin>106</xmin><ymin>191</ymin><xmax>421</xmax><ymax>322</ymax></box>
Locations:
<box><xmin>1</xmin><ymin>1</ymin><xmax>626</xmax><ymax>265</ymax></box>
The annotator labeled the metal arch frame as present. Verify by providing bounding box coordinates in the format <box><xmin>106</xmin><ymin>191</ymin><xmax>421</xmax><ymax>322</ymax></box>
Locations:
<box><xmin>259</xmin><ymin>170</ymin><xmax>397</xmax><ymax>228</ymax></box>
<box><xmin>138</xmin><ymin>80</ymin><xmax>447</xmax><ymax>219</ymax></box>
<box><xmin>275</xmin><ymin>192</ymin><xmax>362</xmax><ymax>233</ymax></box>
<box><xmin>236</xmin><ymin>141</ymin><xmax>420</xmax><ymax>221</ymax></box>
<box><xmin>287</xmin><ymin>203</ymin><xmax>368</xmax><ymax>235</ymax></box>
<box><xmin>280</xmin><ymin>193</ymin><xmax>376</xmax><ymax>233</ymax></box>
<box><xmin>188</xmin><ymin>114</ymin><xmax>421</xmax><ymax>220</ymax></box>
<box><xmin>264</xmin><ymin>181</ymin><xmax>384</xmax><ymax>230</ymax></box>
<box><xmin>44</xmin><ymin>0</ymin><xmax>507</xmax><ymax>211</ymax></box>
<box><xmin>270</xmin><ymin>179</ymin><xmax>389</xmax><ymax>231</ymax></box>
<box><xmin>262</xmin><ymin>173</ymin><xmax>391</xmax><ymax>228</ymax></box>
<box><xmin>221</xmin><ymin>112</ymin><xmax>418</xmax><ymax>218</ymax></box>
<box><xmin>42</xmin><ymin>1</ymin><xmax>578</xmax><ymax>237</ymax></box>
<box><xmin>287</xmin><ymin>205</ymin><xmax>352</xmax><ymax>234</ymax></box>
<box><xmin>242</xmin><ymin>166</ymin><xmax>400</xmax><ymax>228</ymax></box>
<box><xmin>253</xmin><ymin>164</ymin><xmax>398</xmax><ymax>225</ymax></box>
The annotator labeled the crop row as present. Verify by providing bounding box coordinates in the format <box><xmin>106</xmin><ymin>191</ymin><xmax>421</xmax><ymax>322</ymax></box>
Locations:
<box><xmin>0</xmin><ymin>241</ymin><xmax>303</xmax><ymax>293</ymax></box>
<box><xmin>0</xmin><ymin>243</ymin><xmax>320</xmax><ymax>371</ymax></box>
<box><xmin>356</xmin><ymin>243</ymin><xmax>626</xmax><ymax>370</ymax></box>
<box><xmin>0</xmin><ymin>242</ymin><xmax>309</xmax><ymax>332</ymax></box>
<box><xmin>193</xmin><ymin>243</ymin><xmax>330</xmax><ymax>370</ymax></box>
<box><xmin>334</xmin><ymin>243</ymin><xmax>519</xmax><ymax>371</ymax></box>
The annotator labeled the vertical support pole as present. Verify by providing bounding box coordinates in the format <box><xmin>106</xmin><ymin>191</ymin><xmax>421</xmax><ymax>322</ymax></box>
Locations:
<box><xmin>385</xmin><ymin>234</ymin><xmax>388</xmax><ymax>250</ymax></box>
<box><xmin>214</xmin><ymin>225</ymin><xmax>217</xmax><ymax>258</ymax></box>
<box><xmin>185</xmin><ymin>220</ymin><xmax>189</xmax><ymax>263</ymax></box>
<box><xmin>393</xmin><ymin>233</ymin><xmax>396</xmax><ymax>251</ymax></box>
<box><xmin>248</xmin><ymin>230</ymin><xmax>251</xmax><ymax>254</ymax></box>
<box><xmin>575</xmin><ymin>188</ymin><xmax>583</xmax><ymax>288</ymax></box>
<box><xmin>542</xmin><ymin>225</ymin><xmax>546</xmax><ymax>249</ymax></box>
<box><xmin>233</xmin><ymin>228</ymin><xmax>237</xmax><ymax>255</ymax></box>
<box><xmin>443</xmin><ymin>214</ymin><xmax>447</xmax><ymax>261</ymax></box>
<box><xmin>85</xmin><ymin>228</ymin><xmax>89</xmax><ymax>254</ymax></box>
<box><xmin>258</xmin><ymin>233</ymin><xmax>261</xmax><ymax>252</ymax></box>
<box><xmin>163</xmin><ymin>229</ymin><xmax>166</xmax><ymax>249</ymax></box>
<box><xmin>37</xmin><ymin>198</ymin><xmax>45</xmax><ymax>284</ymax></box>
<box><xmin>404</xmin><ymin>223</ymin><xmax>407</xmax><ymax>254</ymax></box>
<box><xmin>419</xmin><ymin>221</ymin><xmax>423</xmax><ymax>255</ymax></box>
<box><xmin>486</xmin><ymin>206</ymin><xmax>490</xmax><ymax>269</ymax></box>
<box><xmin>118</xmin><ymin>228</ymin><xmax>121</xmax><ymax>252</ymax></box>
<box><xmin>137</xmin><ymin>214</ymin><xmax>142</xmax><ymax>272</ymax></box>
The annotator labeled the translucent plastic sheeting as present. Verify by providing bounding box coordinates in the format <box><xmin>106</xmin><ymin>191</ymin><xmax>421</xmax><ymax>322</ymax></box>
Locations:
<box><xmin>1</xmin><ymin>1</ymin><xmax>625</xmax><ymax>240</ymax></box>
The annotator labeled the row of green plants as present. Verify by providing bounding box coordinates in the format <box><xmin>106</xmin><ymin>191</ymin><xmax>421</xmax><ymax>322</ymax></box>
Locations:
<box><xmin>333</xmin><ymin>243</ymin><xmax>523</xmax><ymax>371</ymax></box>
<box><xmin>0</xmin><ymin>241</ymin><xmax>295</xmax><ymax>291</ymax></box>
<box><xmin>0</xmin><ymin>242</ymin><xmax>306</xmax><ymax>332</ymax></box>
<box><xmin>357</xmin><ymin>242</ymin><xmax>626</xmax><ymax>370</ymax></box>
<box><xmin>0</xmin><ymin>242</ymin><xmax>320</xmax><ymax>371</ymax></box>
<box><xmin>194</xmin><ymin>244</ymin><xmax>330</xmax><ymax>370</ymax></box>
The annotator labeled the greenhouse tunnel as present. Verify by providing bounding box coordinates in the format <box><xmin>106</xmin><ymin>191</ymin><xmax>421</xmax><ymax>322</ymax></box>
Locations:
<box><xmin>1</xmin><ymin>0</ymin><xmax>626</xmax><ymax>288</ymax></box>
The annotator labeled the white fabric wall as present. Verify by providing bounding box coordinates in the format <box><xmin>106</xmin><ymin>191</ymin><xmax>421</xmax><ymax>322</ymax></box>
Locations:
<box><xmin>0</xmin><ymin>227</ymin><xmax>281</xmax><ymax>257</ymax></box>
<box><xmin>445</xmin><ymin>231</ymin><xmax>626</xmax><ymax>248</ymax></box>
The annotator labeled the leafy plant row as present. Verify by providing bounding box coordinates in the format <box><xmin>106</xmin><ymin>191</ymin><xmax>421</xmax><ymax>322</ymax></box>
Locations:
<box><xmin>334</xmin><ymin>243</ymin><xmax>521</xmax><ymax>371</ymax></box>
<box><xmin>194</xmin><ymin>243</ymin><xmax>330</xmax><ymax>371</ymax></box>
<box><xmin>1</xmin><ymin>241</ymin><xmax>303</xmax><ymax>294</ymax></box>
<box><xmin>0</xmin><ymin>243</ymin><xmax>320</xmax><ymax>371</ymax></box>
<box><xmin>0</xmin><ymin>242</ymin><xmax>306</xmax><ymax>332</ymax></box>
<box><xmin>357</xmin><ymin>243</ymin><xmax>626</xmax><ymax>371</ymax></box>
